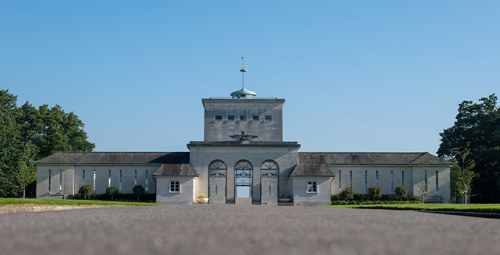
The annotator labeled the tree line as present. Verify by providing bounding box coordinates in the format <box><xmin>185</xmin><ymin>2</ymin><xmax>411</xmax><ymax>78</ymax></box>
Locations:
<box><xmin>0</xmin><ymin>90</ymin><xmax>94</xmax><ymax>198</ymax></box>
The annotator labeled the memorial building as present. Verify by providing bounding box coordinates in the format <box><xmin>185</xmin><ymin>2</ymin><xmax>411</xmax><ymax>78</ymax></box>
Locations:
<box><xmin>35</xmin><ymin>59</ymin><xmax>451</xmax><ymax>205</ymax></box>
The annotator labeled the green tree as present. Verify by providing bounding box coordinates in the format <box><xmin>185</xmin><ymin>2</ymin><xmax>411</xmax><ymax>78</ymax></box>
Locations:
<box><xmin>0</xmin><ymin>89</ymin><xmax>95</xmax><ymax>198</ymax></box>
<box><xmin>367</xmin><ymin>186</ymin><xmax>382</xmax><ymax>200</ymax></box>
<box><xmin>455</xmin><ymin>147</ymin><xmax>478</xmax><ymax>204</ymax></box>
<box><xmin>78</xmin><ymin>184</ymin><xmax>92</xmax><ymax>200</ymax></box>
<box><xmin>394</xmin><ymin>186</ymin><xmax>408</xmax><ymax>201</ymax></box>
<box><xmin>438</xmin><ymin>94</ymin><xmax>500</xmax><ymax>203</ymax></box>
<box><xmin>0</xmin><ymin>90</ymin><xmax>22</xmax><ymax>197</ymax></box>
<box><xmin>15</xmin><ymin>144</ymin><xmax>37</xmax><ymax>198</ymax></box>
<box><xmin>106</xmin><ymin>186</ymin><xmax>119</xmax><ymax>201</ymax></box>
<box><xmin>133</xmin><ymin>185</ymin><xmax>146</xmax><ymax>202</ymax></box>
<box><xmin>339</xmin><ymin>187</ymin><xmax>354</xmax><ymax>200</ymax></box>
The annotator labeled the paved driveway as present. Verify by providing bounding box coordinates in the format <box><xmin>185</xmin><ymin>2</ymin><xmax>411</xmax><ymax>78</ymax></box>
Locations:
<box><xmin>0</xmin><ymin>205</ymin><xmax>499</xmax><ymax>255</ymax></box>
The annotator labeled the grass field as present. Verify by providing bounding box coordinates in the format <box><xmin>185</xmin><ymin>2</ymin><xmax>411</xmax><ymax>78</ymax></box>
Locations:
<box><xmin>322</xmin><ymin>203</ymin><xmax>500</xmax><ymax>213</ymax></box>
<box><xmin>0</xmin><ymin>198</ymin><xmax>162</xmax><ymax>207</ymax></box>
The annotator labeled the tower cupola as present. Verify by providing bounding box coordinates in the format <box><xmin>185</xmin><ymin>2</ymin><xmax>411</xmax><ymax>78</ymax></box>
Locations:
<box><xmin>231</xmin><ymin>56</ymin><xmax>257</xmax><ymax>99</ymax></box>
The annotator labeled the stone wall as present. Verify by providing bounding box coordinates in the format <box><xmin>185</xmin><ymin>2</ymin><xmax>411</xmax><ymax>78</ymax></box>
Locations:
<box><xmin>36</xmin><ymin>165</ymin><xmax>159</xmax><ymax>198</ymax></box>
<box><xmin>292</xmin><ymin>177</ymin><xmax>332</xmax><ymax>205</ymax></box>
<box><xmin>328</xmin><ymin>165</ymin><xmax>450</xmax><ymax>203</ymax></box>
<box><xmin>156</xmin><ymin>177</ymin><xmax>195</xmax><ymax>204</ymax></box>
<box><xmin>189</xmin><ymin>146</ymin><xmax>298</xmax><ymax>204</ymax></box>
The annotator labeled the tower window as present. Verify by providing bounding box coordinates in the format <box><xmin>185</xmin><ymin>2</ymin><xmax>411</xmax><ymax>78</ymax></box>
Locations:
<box><xmin>228</xmin><ymin>115</ymin><xmax>235</xmax><ymax>120</ymax></box>
<box><xmin>252</xmin><ymin>115</ymin><xmax>259</xmax><ymax>120</ymax></box>
<box><xmin>240</xmin><ymin>115</ymin><xmax>246</xmax><ymax>121</ymax></box>
<box><xmin>215</xmin><ymin>115</ymin><xmax>222</xmax><ymax>120</ymax></box>
<box><xmin>265</xmin><ymin>115</ymin><xmax>272</xmax><ymax>121</ymax></box>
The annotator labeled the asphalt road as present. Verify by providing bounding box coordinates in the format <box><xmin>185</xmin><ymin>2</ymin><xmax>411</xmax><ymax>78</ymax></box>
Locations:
<box><xmin>1</xmin><ymin>205</ymin><xmax>499</xmax><ymax>255</ymax></box>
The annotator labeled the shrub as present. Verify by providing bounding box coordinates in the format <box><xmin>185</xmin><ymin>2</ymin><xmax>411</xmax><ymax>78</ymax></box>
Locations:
<box><xmin>132</xmin><ymin>185</ymin><xmax>146</xmax><ymax>202</ymax></box>
<box><xmin>330</xmin><ymin>200</ymin><xmax>421</xmax><ymax>205</ymax></box>
<box><xmin>339</xmin><ymin>187</ymin><xmax>355</xmax><ymax>200</ymax></box>
<box><xmin>367</xmin><ymin>186</ymin><xmax>382</xmax><ymax>200</ymax></box>
<box><xmin>106</xmin><ymin>186</ymin><xmax>119</xmax><ymax>200</ymax></box>
<box><xmin>78</xmin><ymin>184</ymin><xmax>92</xmax><ymax>200</ymax></box>
<box><xmin>394</xmin><ymin>186</ymin><xmax>408</xmax><ymax>201</ymax></box>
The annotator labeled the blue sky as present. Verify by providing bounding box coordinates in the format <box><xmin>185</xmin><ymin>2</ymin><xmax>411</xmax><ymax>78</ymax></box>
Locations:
<box><xmin>1</xmin><ymin>1</ymin><xmax>498</xmax><ymax>154</ymax></box>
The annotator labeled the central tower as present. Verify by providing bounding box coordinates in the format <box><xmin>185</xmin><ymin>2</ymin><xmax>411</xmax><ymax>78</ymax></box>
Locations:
<box><xmin>202</xmin><ymin>57</ymin><xmax>284</xmax><ymax>142</ymax></box>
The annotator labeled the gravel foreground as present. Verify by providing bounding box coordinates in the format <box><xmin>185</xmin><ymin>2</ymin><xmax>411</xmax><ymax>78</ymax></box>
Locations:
<box><xmin>0</xmin><ymin>205</ymin><xmax>499</xmax><ymax>255</ymax></box>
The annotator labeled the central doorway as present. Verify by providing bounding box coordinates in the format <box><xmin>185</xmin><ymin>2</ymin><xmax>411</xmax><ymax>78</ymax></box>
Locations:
<box><xmin>235</xmin><ymin>160</ymin><xmax>253</xmax><ymax>204</ymax></box>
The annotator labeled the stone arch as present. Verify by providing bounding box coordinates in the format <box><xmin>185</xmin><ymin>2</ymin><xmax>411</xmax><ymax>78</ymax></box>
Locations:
<box><xmin>234</xmin><ymin>160</ymin><xmax>253</xmax><ymax>204</ymax></box>
<box><xmin>208</xmin><ymin>160</ymin><xmax>227</xmax><ymax>204</ymax></box>
<box><xmin>260</xmin><ymin>160</ymin><xmax>279</xmax><ymax>204</ymax></box>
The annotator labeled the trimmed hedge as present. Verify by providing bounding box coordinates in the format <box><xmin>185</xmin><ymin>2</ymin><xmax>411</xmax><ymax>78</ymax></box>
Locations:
<box><xmin>332</xmin><ymin>193</ymin><xmax>419</xmax><ymax>201</ymax></box>
<box><xmin>68</xmin><ymin>193</ymin><xmax>156</xmax><ymax>202</ymax></box>
<box><xmin>331</xmin><ymin>200</ymin><xmax>421</xmax><ymax>205</ymax></box>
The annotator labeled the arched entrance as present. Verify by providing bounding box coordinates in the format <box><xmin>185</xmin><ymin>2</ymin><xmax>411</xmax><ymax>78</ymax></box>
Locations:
<box><xmin>235</xmin><ymin>160</ymin><xmax>253</xmax><ymax>204</ymax></box>
<box><xmin>261</xmin><ymin>160</ymin><xmax>279</xmax><ymax>204</ymax></box>
<box><xmin>208</xmin><ymin>160</ymin><xmax>227</xmax><ymax>204</ymax></box>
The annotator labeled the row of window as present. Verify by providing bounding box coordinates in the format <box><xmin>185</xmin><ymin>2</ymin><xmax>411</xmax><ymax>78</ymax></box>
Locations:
<box><xmin>209</xmin><ymin>159</ymin><xmax>278</xmax><ymax>171</ymax></box>
<box><xmin>338</xmin><ymin>170</ymin><xmax>440</xmax><ymax>193</ymax></box>
<box><xmin>80</xmin><ymin>169</ymin><xmax>149</xmax><ymax>192</ymax></box>
<box><xmin>214</xmin><ymin>115</ymin><xmax>272</xmax><ymax>121</ymax></box>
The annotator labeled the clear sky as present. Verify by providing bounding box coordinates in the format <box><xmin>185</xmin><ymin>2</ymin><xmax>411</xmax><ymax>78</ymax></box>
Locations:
<box><xmin>1</xmin><ymin>1</ymin><xmax>498</xmax><ymax>154</ymax></box>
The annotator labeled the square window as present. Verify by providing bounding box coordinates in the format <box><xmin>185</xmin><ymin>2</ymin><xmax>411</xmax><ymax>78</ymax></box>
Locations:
<box><xmin>228</xmin><ymin>115</ymin><xmax>235</xmax><ymax>120</ymax></box>
<box><xmin>215</xmin><ymin>115</ymin><xmax>222</xmax><ymax>120</ymax></box>
<box><xmin>265</xmin><ymin>115</ymin><xmax>272</xmax><ymax>121</ymax></box>
<box><xmin>170</xmin><ymin>181</ymin><xmax>180</xmax><ymax>192</ymax></box>
<box><xmin>253</xmin><ymin>115</ymin><xmax>259</xmax><ymax>121</ymax></box>
<box><xmin>240</xmin><ymin>115</ymin><xmax>246</xmax><ymax>121</ymax></box>
<box><xmin>307</xmin><ymin>181</ymin><xmax>317</xmax><ymax>193</ymax></box>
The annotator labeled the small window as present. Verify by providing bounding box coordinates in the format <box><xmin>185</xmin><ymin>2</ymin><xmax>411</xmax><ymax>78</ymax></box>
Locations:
<box><xmin>307</xmin><ymin>181</ymin><xmax>317</xmax><ymax>193</ymax></box>
<box><xmin>436</xmin><ymin>170</ymin><xmax>439</xmax><ymax>191</ymax></box>
<box><xmin>338</xmin><ymin>170</ymin><xmax>342</xmax><ymax>192</ymax></box>
<box><xmin>215</xmin><ymin>115</ymin><xmax>222</xmax><ymax>120</ymax></box>
<box><xmin>59</xmin><ymin>169</ymin><xmax>63</xmax><ymax>192</ymax></box>
<box><xmin>228</xmin><ymin>115</ymin><xmax>235</xmax><ymax>120</ymax></box>
<box><xmin>265</xmin><ymin>115</ymin><xmax>272</xmax><ymax>121</ymax></box>
<box><xmin>134</xmin><ymin>169</ymin><xmax>137</xmax><ymax>185</ymax></box>
<box><xmin>48</xmin><ymin>169</ymin><xmax>52</xmax><ymax>192</ymax></box>
<box><xmin>170</xmin><ymin>181</ymin><xmax>180</xmax><ymax>192</ymax></box>
<box><xmin>240</xmin><ymin>115</ymin><xmax>246</xmax><ymax>121</ymax></box>
<box><xmin>253</xmin><ymin>115</ymin><xmax>259</xmax><ymax>121</ymax></box>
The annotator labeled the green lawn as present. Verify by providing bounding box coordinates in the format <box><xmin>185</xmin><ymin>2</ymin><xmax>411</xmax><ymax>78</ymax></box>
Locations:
<box><xmin>0</xmin><ymin>198</ymin><xmax>162</xmax><ymax>207</ymax></box>
<box><xmin>322</xmin><ymin>203</ymin><xmax>500</xmax><ymax>213</ymax></box>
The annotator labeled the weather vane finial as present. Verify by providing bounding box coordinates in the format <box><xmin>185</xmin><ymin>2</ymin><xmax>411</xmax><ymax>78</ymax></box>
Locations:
<box><xmin>239</xmin><ymin>56</ymin><xmax>247</xmax><ymax>89</ymax></box>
